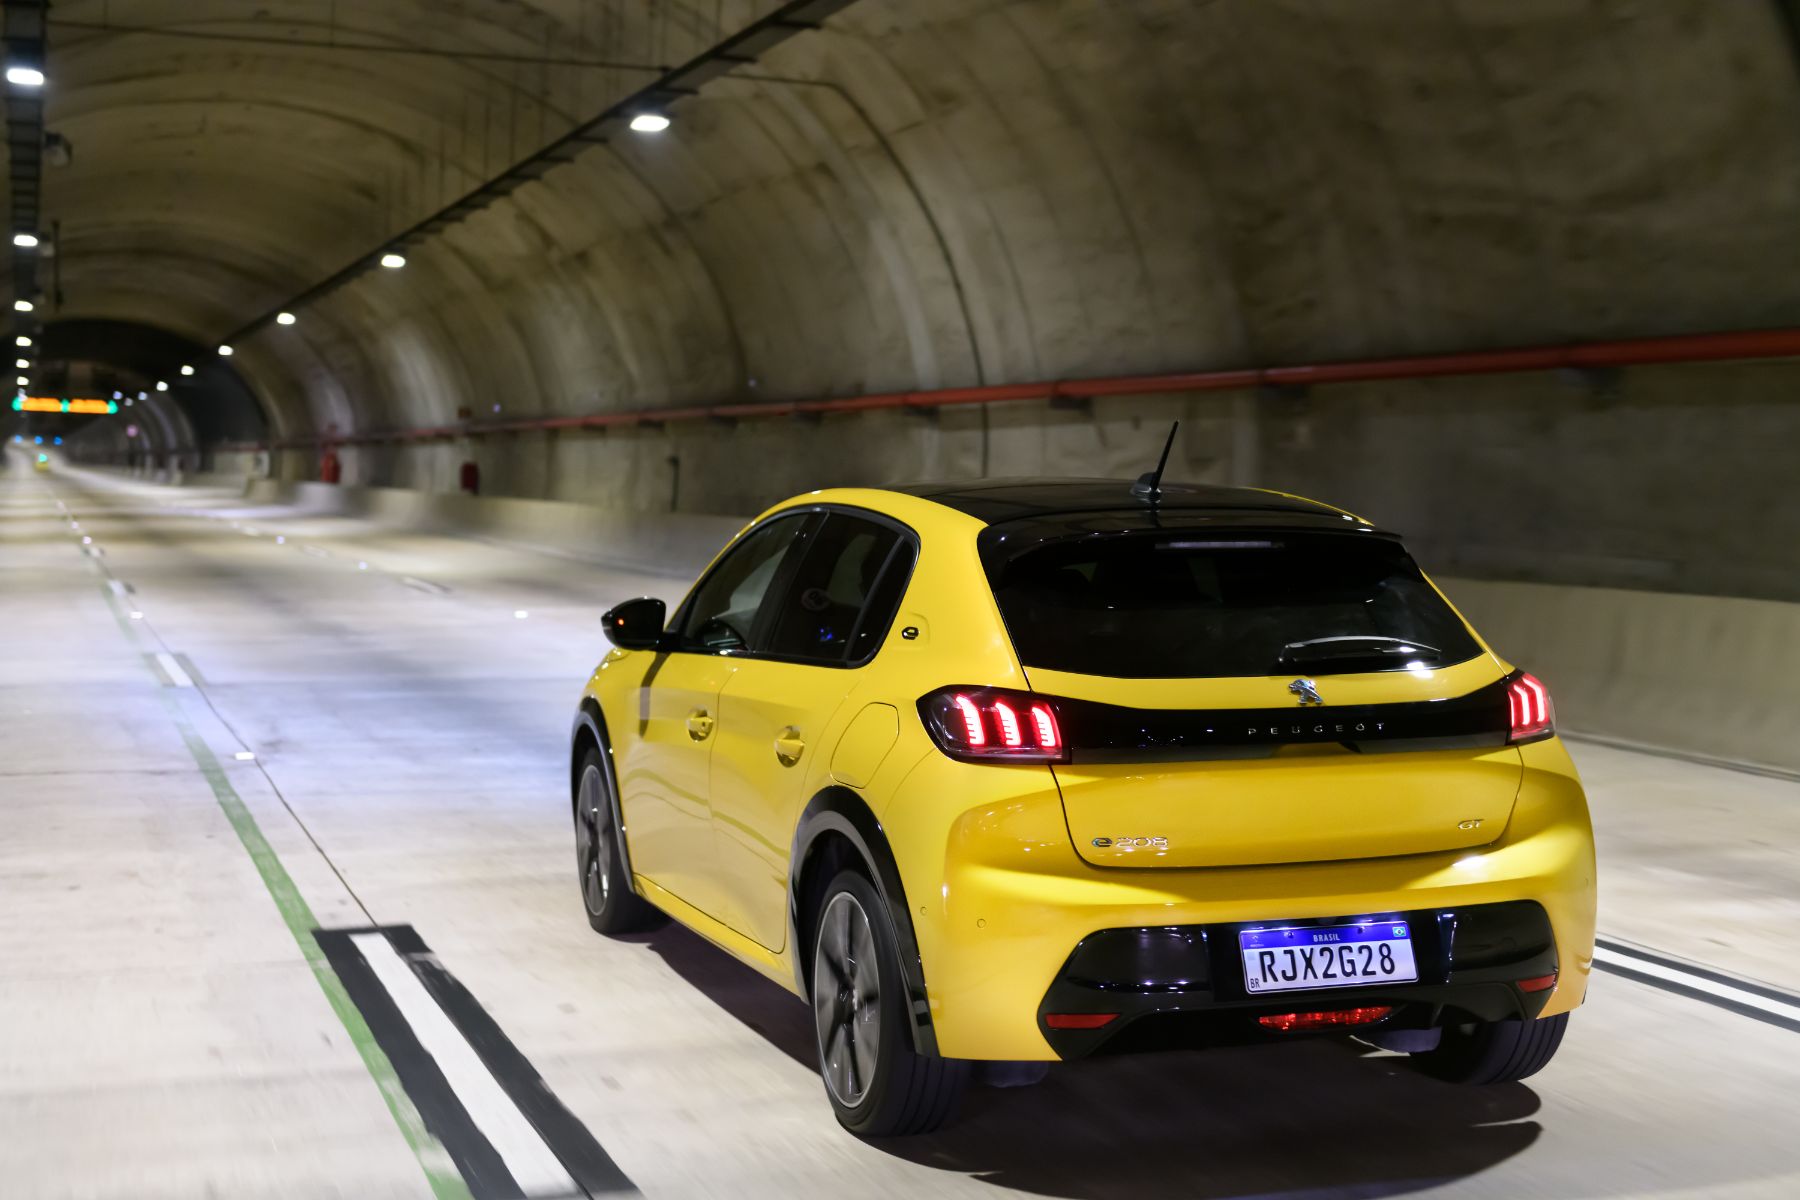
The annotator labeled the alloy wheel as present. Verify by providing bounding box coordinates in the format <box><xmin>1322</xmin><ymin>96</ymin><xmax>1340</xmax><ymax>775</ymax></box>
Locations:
<box><xmin>812</xmin><ymin>891</ymin><xmax>882</xmax><ymax>1107</ymax></box>
<box><xmin>576</xmin><ymin>764</ymin><xmax>613</xmax><ymax>915</ymax></box>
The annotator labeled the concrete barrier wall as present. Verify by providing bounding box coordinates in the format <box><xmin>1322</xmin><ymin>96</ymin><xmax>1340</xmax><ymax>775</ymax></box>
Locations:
<box><xmin>1439</xmin><ymin>578</ymin><xmax>1800</xmax><ymax>776</ymax></box>
<box><xmin>242</xmin><ymin>480</ymin><xmax>745</xmax><ymax>579</ymax></box>
<box><xmin>231</xmin><ymin>479</ymin><xmax>1795</xmax><ymax>776</ymax></box>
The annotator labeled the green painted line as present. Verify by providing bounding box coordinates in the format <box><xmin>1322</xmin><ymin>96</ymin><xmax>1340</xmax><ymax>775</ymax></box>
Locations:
<box><xmin>97</xmin><ymin>581</ymin><xmax>475</xmax><ymax>1200</ymax></box>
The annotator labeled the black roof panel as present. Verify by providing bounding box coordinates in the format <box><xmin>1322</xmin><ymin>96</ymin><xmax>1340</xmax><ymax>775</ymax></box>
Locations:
<box><xmin>888</xmin><ymin>477</ymin><xmax>1350</xmax><ymax>526</ymax></box>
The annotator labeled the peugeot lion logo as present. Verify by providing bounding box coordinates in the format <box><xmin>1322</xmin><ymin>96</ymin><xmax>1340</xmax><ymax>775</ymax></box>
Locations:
<box><xmin>1288</xmin><ymin>677</ymin><xmax>1324</xmax><ymax>706</ymax></box>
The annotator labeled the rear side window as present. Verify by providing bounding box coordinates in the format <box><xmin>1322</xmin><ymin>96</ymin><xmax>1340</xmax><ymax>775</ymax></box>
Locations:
<box><xmin>988</xmin><ymin>532</ymin><xmax>1480</xmax><ymax>679</ymax></box>
<box><xmin>763</xmin><ymin>513</ymin><xmax>914</xmax><ymax>665</ymax></box>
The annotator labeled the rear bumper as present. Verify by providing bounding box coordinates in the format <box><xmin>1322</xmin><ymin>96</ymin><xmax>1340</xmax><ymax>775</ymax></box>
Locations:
<box><xmin>1036</xmin><ymin>900</ymin><xmax>1556</xmax><ymax>1059</ymax></box>
<box><xmin>891</xmin><ymin>737</ymin><xmax>1595</xmax><ymax>1061</ymax></box>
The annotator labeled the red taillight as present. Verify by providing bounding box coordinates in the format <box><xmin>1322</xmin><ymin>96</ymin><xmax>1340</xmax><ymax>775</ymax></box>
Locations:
<box><xmin>1506</xmin><ymin>671</ymin><xmax>1554</xmax><ymax>743</ymax></box>
<box><xmin>993</xmin><ymin>699</ymin><xmax>1023</xmax><ymax>747</ymax></box>
<box><xmin>1045</xmin><ymin>1012</ymin><xmax>1117</xmax><ymax>1030</ymax></box>
<box><xmin>920</xmin><ymin>688</ymin><xmax>1067</xmax><ymax>763</ymax></box>
<box><xmin>951</xmin><ymin>694</ymin><xmax>986</xmax><ymax>746</ymax></box>
<box><xmin>1258</xmin><ymin>1006</ymin><xmax>1393</xmax><ymax>1033</ymax></box>
<box><xmin>1517</xmin><ymin>972</ymin><xmax>1558</xmax><ymax>994</ymax></box>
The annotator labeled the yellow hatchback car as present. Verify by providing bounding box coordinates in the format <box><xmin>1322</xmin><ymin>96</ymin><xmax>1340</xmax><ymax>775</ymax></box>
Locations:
<box><xmin>569</xmin><ymin>477</ymin><xmax>1596</xmax><ymax>1135</ymax></box>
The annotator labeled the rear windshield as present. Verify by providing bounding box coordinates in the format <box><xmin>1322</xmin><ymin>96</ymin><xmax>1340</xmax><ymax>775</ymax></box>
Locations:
<box><xmin>987</xmin><ymin>531</ymin><xmax>1481</xmax><ymax>679</ymax></box>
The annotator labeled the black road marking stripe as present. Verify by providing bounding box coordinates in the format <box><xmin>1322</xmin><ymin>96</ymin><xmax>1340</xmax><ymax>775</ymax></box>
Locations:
<box><xmin>316</xmin><ymin>925</ymin><xmax>639</xmax><ymax>1198</ymax></box>
<box><xmin>1596</xmin><ymin>937</ymin><xmax>1800</xmax><ymax>1008</ymax></box>
<box><xmin>1594</xmin><ymin>958</ymin><xmax>1800</xmax><ymax>1035</ymax></box>
<box><xmin>314</xmin><ymin>928</ymin><xmax>526</xmax><ymax>1200</ymax></box>
<box><xmin>384</xmin><ymin>926</ymin><xmax>639</xmax><ymax>1197</ymax></box>
<box><xmin>1591</xmin><ymin>935</ymin><xmax>1800</xmax><ymax>1036</ymax></box>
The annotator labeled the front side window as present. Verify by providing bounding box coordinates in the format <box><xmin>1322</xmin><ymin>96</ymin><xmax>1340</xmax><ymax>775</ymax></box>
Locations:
<box><xmin>762</xmin><ymin>513</ymin><xmax>914</xmax><ymax>665</ymax></box>
<box><xmin>675</xmin><ymin>514</ymin><xmax>809</xmax><ymax>654</ymax></box>
<box><xmin>988</xmin><ymin>531</ymin><xmax>1480</xmax><ymax>679</ymax></box>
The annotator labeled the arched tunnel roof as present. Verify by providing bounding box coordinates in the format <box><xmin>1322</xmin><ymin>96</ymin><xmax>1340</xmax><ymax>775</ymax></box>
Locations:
<box><xmin>11</xmin><ymin>0</ymin><xmax>1800</xmax><ymax>447</ymax></box>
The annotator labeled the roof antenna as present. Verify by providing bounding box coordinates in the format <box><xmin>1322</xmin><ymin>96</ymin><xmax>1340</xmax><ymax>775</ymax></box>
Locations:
<box><xmin>1131</xmin><ymin>421</ymin><xmax>1179</xmax><ymax>502</ymax></box>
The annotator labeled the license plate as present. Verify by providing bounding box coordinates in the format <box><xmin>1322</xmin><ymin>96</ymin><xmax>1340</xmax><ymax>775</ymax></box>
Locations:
<box><xmin>1239</xmin><ymin>921</ymin><xmax>1418</xmax><ymax>994</ymax></box>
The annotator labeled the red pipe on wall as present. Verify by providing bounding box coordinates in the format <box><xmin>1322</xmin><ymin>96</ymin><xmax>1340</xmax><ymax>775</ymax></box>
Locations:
<box><xmin>229</xmin><ymin>324</ymin><xmax>1800</xmax><ymax>451</ymax></box>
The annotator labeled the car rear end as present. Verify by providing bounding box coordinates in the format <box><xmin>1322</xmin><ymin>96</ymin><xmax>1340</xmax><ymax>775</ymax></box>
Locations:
<box><xmin>900</xmin><ymin>504</ymin><xmax>1595</xmax><ymax>1063</ymax></box>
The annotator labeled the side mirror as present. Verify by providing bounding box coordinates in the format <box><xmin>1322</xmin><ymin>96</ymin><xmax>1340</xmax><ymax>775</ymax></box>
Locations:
<box><xmin>602</xmin><ymin>597</ymin><xmax>667</xmax><ymax>651</ymax></box>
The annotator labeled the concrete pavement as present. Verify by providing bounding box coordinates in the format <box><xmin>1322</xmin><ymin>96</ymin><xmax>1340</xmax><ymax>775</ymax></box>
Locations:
<box><xmin>3</xmin><ymin>460</ymin><xmax>1797</xmax><ymax>1199</ymax></box>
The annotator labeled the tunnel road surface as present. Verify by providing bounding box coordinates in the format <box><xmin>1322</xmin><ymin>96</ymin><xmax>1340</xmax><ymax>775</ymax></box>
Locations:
<box><xmin>3</xmin><ymin>464</ymin><xmax>1798</xmax><ymax>1200</ymax></box>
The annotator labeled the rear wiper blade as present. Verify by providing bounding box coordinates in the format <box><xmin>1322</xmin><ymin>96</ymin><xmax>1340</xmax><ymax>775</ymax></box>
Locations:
<box><xmin>1277</xmin><ymin>636</ymin><xmax>1441</xmax><ymax>669</ymax></box>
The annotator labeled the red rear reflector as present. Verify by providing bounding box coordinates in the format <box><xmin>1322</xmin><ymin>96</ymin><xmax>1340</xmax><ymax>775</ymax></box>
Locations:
<box><xmin>1517</xmin><ymin>973</ymin><xmax>1558</xmax><ymax>993</ymax></box>
<box><xmin>1045</xmin><ymin>1012</ymin><xmax>1118</xmax><ymax>1030</ymax></box>
<box><xmin>1258</xmin><ymin>1006</ymin><xmax>1393</xmax><ymax>1033</ymax></box>
<box><xmin>1506</xmin><ymin>671</ymin><xmax>1554</xmax><ymax>743</ymax></box>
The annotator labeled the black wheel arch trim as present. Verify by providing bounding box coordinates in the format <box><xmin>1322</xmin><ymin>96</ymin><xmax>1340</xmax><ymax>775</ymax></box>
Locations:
<box><xmin>571</xmin><ymin>699</ymin><xmax>641</xmax><ymax>897</ymax></box>
<box><xmin>789</xmin><ymin>786</ymin><xmax>940</xmax><ymax>1057</ymax></box>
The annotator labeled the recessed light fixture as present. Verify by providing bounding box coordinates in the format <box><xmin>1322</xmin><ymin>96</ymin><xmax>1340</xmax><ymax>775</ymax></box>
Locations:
<box><xmin>180</xmin><ymin>364</ymin><xmax>195</xmax><ymax>376</ymax></box>
<box><xmin>14</xmin><ymin>335</ymin><xmax>29</xmax><ymax>347</ymax></box>
<box><xmin>5</xmin><ymin>66</ymin><xmax>45</xmax><ymax>88</ymax></box>
<box><xmin>218</xmin><ymin>345</ymin><xmax>233</xmax><ymax>356</ymax></box>
<box><xmin>156</xmin><ymin>381</ymin><xmax>168</xmax><ymax>391</ymax></box>
<box><xmin>14</xmin><ymin>375</ymin><xmax>25</xmax><ymax>386</ymax></box>
<box><xmin>514</xmin><ymin>610</ymin><xmax>529</xmax><ymax>619</ymax></box>
<box><xmin>12</xmin><ymin>232</ymin><xmax>37</xmax><ymax>248</ymax></box>
<box><xmin>137</xmin><ymin>391</ymin><xmax>146</xmax><ymax>400</ymax></box>
<box><xmin>13</xmin><ymin>299</ymin><xmax>32</xmax><ymax>312</ymax></box>
<box><xmin>379</xmin><ymin>252</ymin><xmax>406</xmax><ymax>269</ymax></box>
<box><xmin>234</xmin><ymin>750</ymin><xmax>257</xmax><ymax>761</ymax></box>
<box><xmin>13</xmin><ymin>358</ymin><xmax>26</xmax><ymax>369</ymax></box>
<box><xmin>629</xmin><ymin>112</ymin><xmax>671</xmax><ymax>134</ymax></box>
<box><xmin>276</xmin><ymin>312</ymin><xmax>296</xmax><ymax>326</ymax></box>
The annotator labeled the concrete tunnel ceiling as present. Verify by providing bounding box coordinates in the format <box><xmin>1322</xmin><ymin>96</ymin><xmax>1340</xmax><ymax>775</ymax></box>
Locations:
<box><xmin>16</xmin><ymin>0</ymin><xmax>1800</xmax><ymax>457</ymax></box>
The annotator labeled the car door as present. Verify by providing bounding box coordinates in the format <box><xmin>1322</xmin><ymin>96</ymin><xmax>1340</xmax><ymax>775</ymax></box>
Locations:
<box><xmin>708</xmin><ymin>511</ymin><xmax>916</xmax><ymax>950</ymax></box>
<box><xmin>614</xmin><ymin>512</ymin><xmax>812</xmax><ymax>917</ymax></box>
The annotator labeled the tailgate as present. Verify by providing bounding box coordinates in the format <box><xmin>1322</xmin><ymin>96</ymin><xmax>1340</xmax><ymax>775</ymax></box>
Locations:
<box><xmin>1033</xmin><ymin>659</ymin><xmax>1524</xmax><ymax>869</ymax></box>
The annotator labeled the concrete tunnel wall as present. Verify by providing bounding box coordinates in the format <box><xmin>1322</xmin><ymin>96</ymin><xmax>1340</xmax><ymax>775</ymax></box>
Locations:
<box><xmin>38</xmin><ymin>0</ymin><xmax>1800</xmax><ymax>769</ymax></box>
<box><xmin>173</xmin><ymin>0</ymin><xmax>1800</xmax><ymax>603</ymax></box>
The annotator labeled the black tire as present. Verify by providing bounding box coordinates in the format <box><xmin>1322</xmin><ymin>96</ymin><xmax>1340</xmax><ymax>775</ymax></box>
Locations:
<box><xmin>1412</xmin><ymin>1013</ymin><xmax>1569</xmax><ymax>1084</ymax></box>
<box><xmin>574</xmin><ymin>745</ymin><xmax>664</xmax><ymax>934</ymax></box>
<box><xmin>810</xmin><ymin>869</ymin><xmax>968</xmax><ymax>1136</ymax></box>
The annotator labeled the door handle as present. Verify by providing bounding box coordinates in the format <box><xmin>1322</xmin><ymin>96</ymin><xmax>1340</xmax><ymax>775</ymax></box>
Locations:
<box><xmin>773</xmin><ymin>726</ymin><xmax>805</xmax><ymax>766</ymax></box>
<box><xmin>685</xmin><ymin>708</ymin><xmax>714</xmax><ymax>742</ymax></box>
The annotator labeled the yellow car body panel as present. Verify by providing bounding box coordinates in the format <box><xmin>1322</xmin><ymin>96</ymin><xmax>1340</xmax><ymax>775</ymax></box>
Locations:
<box><xmin>577</xmin><ymin>483</ymin><xmax>1598</xmax><ymax>1063</ymax></box>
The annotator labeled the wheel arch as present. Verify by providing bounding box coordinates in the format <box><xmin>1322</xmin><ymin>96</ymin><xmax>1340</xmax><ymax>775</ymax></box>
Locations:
<box><xmin>789</xmin><ymin>785</ymin><xmax>939</xmax><ymax>1056</ymax></box>
<box><xmin>571</xmin><ymin>698</ymin><xmax>642</xmax><ymax>896</ymax></box>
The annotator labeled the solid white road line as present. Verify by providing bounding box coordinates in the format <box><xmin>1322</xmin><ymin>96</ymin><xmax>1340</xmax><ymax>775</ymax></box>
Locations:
<box><xmin>154</xmin><ymin>652</ymin><xmax>194</xmax><ymax>689</ymax></box>
<box><xmin>349</xmin><ymin>933</ymin><xmax>576</xmax><ymax>1198</ymax></box>
<box><xmin>1594</xmin><ymin>945</ymin><xmax>1800</xmax><ymax>1026</ymax></box>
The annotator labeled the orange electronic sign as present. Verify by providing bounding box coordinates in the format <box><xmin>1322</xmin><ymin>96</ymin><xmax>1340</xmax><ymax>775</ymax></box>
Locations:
<box><xmin>10</xmin><ymin>396</ymin><xmax>118</xmax><ymax>414</ymax></box>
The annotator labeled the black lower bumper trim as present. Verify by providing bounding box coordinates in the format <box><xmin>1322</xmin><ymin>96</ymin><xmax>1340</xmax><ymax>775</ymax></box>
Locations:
<box><xmin>1037</xmin><ymin>900</ymin><xmax>1558</xmax><ymax>1059</ymax></box>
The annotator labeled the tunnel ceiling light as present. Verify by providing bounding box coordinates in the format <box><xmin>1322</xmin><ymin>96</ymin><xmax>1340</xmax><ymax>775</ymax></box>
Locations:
<box><xmin>14</xmin><ymin>335</ymin><xmax>29</xmax><ymax>346</ymax></box>
<box><xmin>628</xmin><ymin>112</ymin><xmax>671</xmax><ymax>134</ymax></box>
<box><xmin>5</xmin><ymin>66</ymin><xmax>45</xmax><ymax>88</ymax></box>
<box><xmin>13</xmin><ymin>299</ymin><xmax>32</xmax><ymax>312</ymax></box>
<box><xmin>180</xmin><ymin>364</ymin><xmax>194</xmax><ymax>375</ymax></box>
<box><xmin>13</xmin><ymin>358</ymin><xmax>26</xmax><ymax>369</ymax></box>
<box><xmin>218</xmin><ymin>345</ymin><xmax>233</xmax><ymax>356</ymax></box>
<box><xmin>15</xmin><ymin>376</ymin><xmax>27</xmax><ymax>386</ymax></box>
<box><xmin>379</xmin><ymin>252</ymin><xmax>406</xmax><ymax>269</ymax></box>
<box><xmin>155</xmin><ymin>380</ymin><xmax>167</xmax><ymax>391</ymax></box>
<box><xmin>276</xmin><ymin>312</ymin><xmax>296</xmax><ymax>326</ymax></box>
<box><xmin>12</xmin><ymin>232</ymin><xmax>37</xmax><ymax>248</ymax></box>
